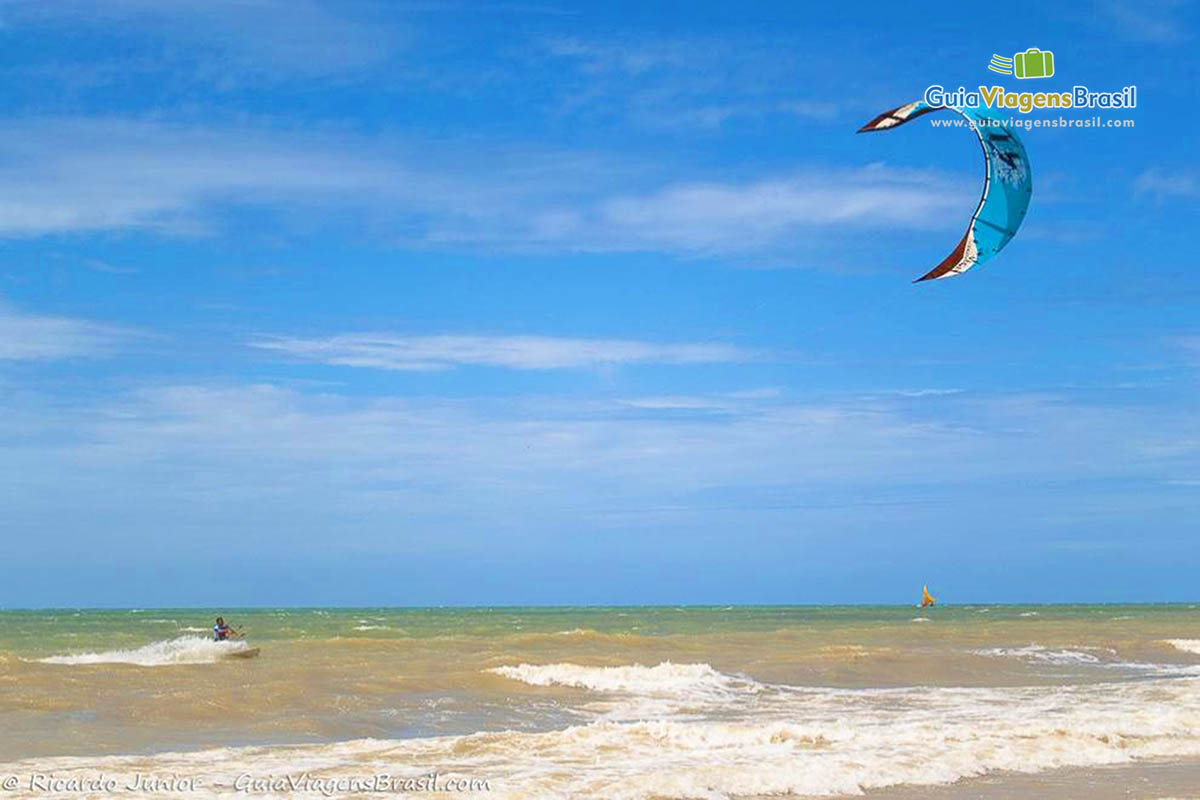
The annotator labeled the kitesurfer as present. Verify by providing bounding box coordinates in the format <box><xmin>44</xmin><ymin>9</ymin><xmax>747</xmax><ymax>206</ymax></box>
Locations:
<box><xmin>212</xmin><ymin>617</ymin><xmax>238</xmax><ymax>641</ymax></box>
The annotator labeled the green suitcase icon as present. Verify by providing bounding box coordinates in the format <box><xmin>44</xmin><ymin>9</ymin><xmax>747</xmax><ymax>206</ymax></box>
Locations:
<box><xmin>1013</xmin><ymin>48</ymin><xmax>1054</xmax><ymax>79</ymax></box>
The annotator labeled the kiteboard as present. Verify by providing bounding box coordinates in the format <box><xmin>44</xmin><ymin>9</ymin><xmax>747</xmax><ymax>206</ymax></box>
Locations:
<box><xmin>224</xmin><ymin>647</ymin><xmax>260</xmax><ymax>660</ymax></box>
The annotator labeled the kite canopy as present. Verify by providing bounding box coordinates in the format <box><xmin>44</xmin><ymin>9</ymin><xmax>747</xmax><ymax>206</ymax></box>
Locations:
<box><xmin>858</xmin><ymin>102</ymin><xmax>1032</xmax><ymax>282</ymax></box>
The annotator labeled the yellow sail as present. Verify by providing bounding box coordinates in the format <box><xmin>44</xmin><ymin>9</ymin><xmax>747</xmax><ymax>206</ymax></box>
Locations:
<box><xmin>920</xmin><ymin>585</ymin><xmax>936</xmax><ymax>607</ymax></box>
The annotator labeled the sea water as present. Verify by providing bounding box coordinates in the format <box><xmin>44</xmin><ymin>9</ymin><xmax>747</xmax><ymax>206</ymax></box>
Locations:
<box><xmin>3</xmin><ymin>605</ymin><xmax>1200</xmax><ymax>798</ymax></box>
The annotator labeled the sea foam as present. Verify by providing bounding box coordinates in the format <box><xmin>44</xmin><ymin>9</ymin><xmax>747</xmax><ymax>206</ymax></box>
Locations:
<box><xmin>488</xmin><ymin>661</ymin><xmax>768</xmax><ymax>721</ymax></box>
<box><xmin>973</xmin><ymin>645</ymin><xmax>1105</xmax><ymax>666</ymax></box>
<box><xmin>489</xmin><ymin>661</ymin><xmax>758</xmax><ymax>696</ymax></box>
<box><xmin>10</xmin><ymin>674</ymin><xmax>1200</xmax><ymax>800</ymax></box>
<box><xmin>39</xmin><ymin>636</ymin><xmax>252</xmax><ymax>666</ymax></box>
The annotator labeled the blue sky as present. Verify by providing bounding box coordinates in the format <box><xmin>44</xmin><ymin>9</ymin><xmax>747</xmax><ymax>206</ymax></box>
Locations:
<box><xmin>1</xmin><ymin>0</ymin><xmax>1198</xmax><ymax>606</ymax></box>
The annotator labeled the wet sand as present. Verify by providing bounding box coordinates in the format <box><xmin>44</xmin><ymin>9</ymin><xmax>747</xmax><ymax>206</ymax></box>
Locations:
<box><xmin>841</xmin><ymin>758</ymin><xmax>1200</xmax><ymax>800</ymax></box>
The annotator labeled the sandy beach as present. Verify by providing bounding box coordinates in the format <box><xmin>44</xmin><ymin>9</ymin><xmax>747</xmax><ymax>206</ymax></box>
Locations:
<box><xmin>844</xmin><ymin>759</ymin><xmax>1200</xmax><ymax>800</ymax></box>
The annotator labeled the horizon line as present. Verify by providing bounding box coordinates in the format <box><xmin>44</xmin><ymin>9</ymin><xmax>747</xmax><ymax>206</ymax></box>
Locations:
<box><xmin>2</xmin><ymin>601</ymin><xmax>1196</xmax><ymax>612</ymax></box>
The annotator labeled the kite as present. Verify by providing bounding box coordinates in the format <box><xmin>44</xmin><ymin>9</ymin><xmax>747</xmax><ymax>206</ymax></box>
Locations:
<box><xmin>858</xmin><ymin>102</ymin><xmax>1032</xmax><ymax>282</ymax></box>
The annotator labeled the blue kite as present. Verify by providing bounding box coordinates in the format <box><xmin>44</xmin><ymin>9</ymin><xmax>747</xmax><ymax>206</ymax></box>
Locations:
<box><xmin>858</xmin><ymin>102</ymin><xmax>1032</xmax><ymax>282</ymax></box>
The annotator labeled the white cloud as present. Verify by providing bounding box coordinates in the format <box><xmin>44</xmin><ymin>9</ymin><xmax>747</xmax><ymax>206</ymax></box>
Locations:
<box><xmin>542</xmin><ymin>36</ymin><xmax>844</xmax><ymax>132</ymax></box>
<box><xmin>2</xmin><ymin>0</ymin><xmax>399</xmax><ymax>78</ymax></box>
<box><xmin>2</xmin><ymin>384</ymin><xmax>1196</xmax><ymax>529</ymax></box>
<box><xmin>250</xmin><ymin>333</ymin><xmax>755</xmax><ymax>371</ymax></box>
<box><xmin>590</xmin><ymin>165</ymin><xmax>963</xmax><ymax>253</ymax></box>
<box><xmin>0</xmin><ymin>118</ymin><xmax>415</xmax><ymax>236</ymax></box>
<box><xmin>0</xmin><ymin>302</ymin><xmax>130</xmax><ymax>360</ymax></box>
<box><xmin>1</xmin><ymin>377</ymin><xmax>1198</xmax><ymax>599</ymax></box>
<box><xmin>544</xmin><ymin>37</ymin><xmax>696</xmax><ymax>75</ymax></box>
<box><xmin>1135</xmin><ymin>168</ymin><xmax>1199</xmax><ymax>200</ymax></box>
<box><xmin>1098</xmin><ymin>0</ymin><xmax>1189</xmax><ymax>43</ymax></box>
<box><xmin>618</xmin><ymin>396</ymin><xmax>734</xmax><ymax>410</ymax></box>
<box><xmin>0</xmin><ymin>118</ymin><xmax>964</xmax><ymax>258</ymax></box>
<box><xmin>886</xmin><ymin>388</ymin><xmax>965</xmax><ymax>398</ymax></box>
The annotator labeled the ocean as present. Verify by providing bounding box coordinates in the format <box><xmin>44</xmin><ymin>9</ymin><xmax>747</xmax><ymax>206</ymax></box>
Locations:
<box><xmin>3</xmin><ymin>605</ymin><xmax>1200</xmax><ymax>798</ymax></box>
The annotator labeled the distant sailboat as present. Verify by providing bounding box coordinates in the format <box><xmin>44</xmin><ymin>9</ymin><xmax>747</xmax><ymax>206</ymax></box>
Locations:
<box><xmin>920</xmin><ymin>585</ymin><xmax>936</xmax><ymax>608</ymax></box>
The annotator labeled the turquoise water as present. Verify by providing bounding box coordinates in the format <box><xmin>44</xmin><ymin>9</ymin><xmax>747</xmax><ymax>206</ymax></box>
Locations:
<box><xmin>4</xmin><ymin>604</ymin><xmax>1198</xmax><ymax>657</ymax></box>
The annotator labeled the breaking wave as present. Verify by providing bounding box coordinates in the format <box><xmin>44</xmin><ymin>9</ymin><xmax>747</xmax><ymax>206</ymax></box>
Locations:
<box><xmin>489</xmin><ymin>661</ymin><xmax>759</xmax><ymax>697</ymax></box>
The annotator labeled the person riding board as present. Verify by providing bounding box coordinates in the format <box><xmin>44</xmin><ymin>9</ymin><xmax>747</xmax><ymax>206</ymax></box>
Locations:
<box><xmin>212</xmin><ymin>617</ymin><xmax>240</xmax><ymax>641</ymax></box>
